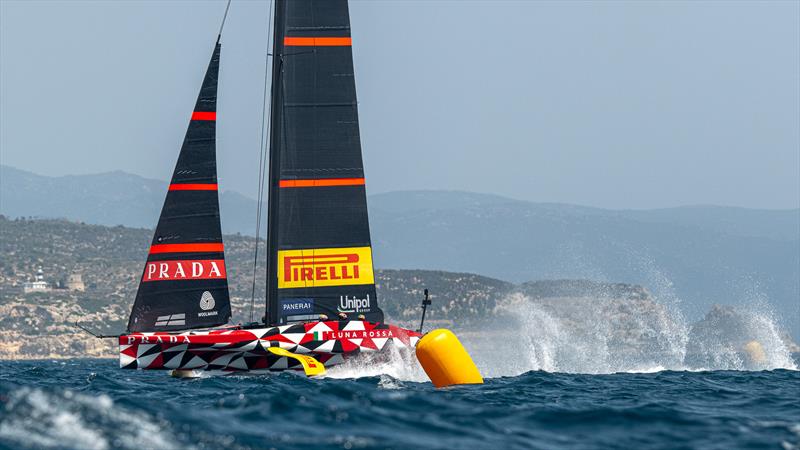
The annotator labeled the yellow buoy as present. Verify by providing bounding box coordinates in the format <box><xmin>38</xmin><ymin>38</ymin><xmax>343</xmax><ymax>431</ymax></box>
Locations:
<box><xmin>415</xmin><ymin>329</ymin><xmax>483</xmax><ymax>388</ymax></box>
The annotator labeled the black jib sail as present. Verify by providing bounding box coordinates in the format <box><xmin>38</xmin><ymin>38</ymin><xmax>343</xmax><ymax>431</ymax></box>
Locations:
<box><xmin>128</xmin><ymin>39</ymin><xmax>231</xmax><ymax>333</ymax></box>
<box><xmin>264</xmin><ymin>0</ymin><xmax>383</xmax><ymax>325</ymax></box>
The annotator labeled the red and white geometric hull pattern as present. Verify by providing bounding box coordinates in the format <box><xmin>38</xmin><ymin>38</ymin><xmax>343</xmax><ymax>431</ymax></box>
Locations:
<box><xmin>119</xmin><ymin>320</ymin><xmax>421</xmax><ymax>372</ymax></box>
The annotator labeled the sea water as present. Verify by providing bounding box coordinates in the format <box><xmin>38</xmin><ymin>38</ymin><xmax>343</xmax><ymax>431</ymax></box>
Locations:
<box><xmin>2</xmin><ymin>293</ymin><xmax>799</xmax><ymax>450</ymax></box>
<box><xmin>0</xmin><ymin>359</ymin><xmax>798</xmax><ymax>450</ymax></box>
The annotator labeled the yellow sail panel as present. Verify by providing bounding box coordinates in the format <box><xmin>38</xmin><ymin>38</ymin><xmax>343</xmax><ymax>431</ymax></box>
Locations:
<box><xmin>277</xmin><ymin>246</ymin><xmax>375</xmax><ymax>289</ymax></box>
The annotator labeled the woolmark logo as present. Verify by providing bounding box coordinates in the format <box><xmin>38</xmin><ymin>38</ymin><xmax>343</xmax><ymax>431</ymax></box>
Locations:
<box><xmin>339</xmin><ymin>294</ymin><xmax>370</xmax><ymax>313</ymax></box>
<box><xmin>200</xmin><ymin>291</ymin><xmax>215</xmax><ymax>311</ymax></box>
<box><xmin>277</xmin><ymin>247</ymin><xmax>374</xmax><ymax>289</ymax></box>
<box><xmin>143</xmin><ymin>260</ymin><xmax>226</xmax><ymax>282</ymax></box>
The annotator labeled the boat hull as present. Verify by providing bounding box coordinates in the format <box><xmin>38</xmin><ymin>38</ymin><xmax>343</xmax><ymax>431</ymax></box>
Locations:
<box><xmin>119</xmin><ymin>320</ymin><xmax>420</xmax><ymax>372</ymax></box>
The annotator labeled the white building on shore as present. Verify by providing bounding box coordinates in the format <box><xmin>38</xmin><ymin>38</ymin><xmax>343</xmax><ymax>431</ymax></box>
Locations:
<box><xmin>23</xmin><ymin>269</ymin><xmax>50</xmax><ymax>294</ymax></box>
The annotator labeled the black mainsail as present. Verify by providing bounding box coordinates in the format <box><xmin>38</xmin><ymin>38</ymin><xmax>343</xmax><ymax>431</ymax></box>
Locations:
<box><xmin>128</xmin><ymin>39</ymin><xmax>231</xmax><ymax>332</ymax></box>
<box><xmin>264</xmin><ymin>0</ymin><xmax>383</xmax><ymax>325</ymax></box>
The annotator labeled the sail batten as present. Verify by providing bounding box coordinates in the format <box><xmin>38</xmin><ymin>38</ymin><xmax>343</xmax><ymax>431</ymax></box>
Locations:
<box><xmin>127</xmin><ymin>42</ymin><xmax>231</xmax><ymax>333</ymax></box>
<box><xmin>264</xmin><ymin>0</ymin><xmax>383</xmax><ymax>326</ymax></box>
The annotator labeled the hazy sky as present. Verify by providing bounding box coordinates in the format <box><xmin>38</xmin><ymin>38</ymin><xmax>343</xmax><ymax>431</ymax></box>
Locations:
<box><xmin>1</xmin><ymin>0</ymin><xmax>798</xmax><ymax>209</ymax></box>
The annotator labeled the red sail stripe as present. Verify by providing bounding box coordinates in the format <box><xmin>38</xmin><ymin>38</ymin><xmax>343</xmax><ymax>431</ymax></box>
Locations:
<box><xmin>279</xmin><ymin>178</ymin><xmax>365</xmax><ymax>188</ymax></box>
<box><xmin>149</xmin><ymin>243</ymin><xmax>224</xmax><ymax>254</ymax></box>
<box><xmin>191</xmin><ymin>111</ymin><xmax>216</xmax><ymax>121</ymax></box>
<box><xmin>168</xmin><ymin>184</ymin><xmax>218</xmax><ymax>191</ymax></box>
<box><xmin>284</xmin><ymin>37</ymin><xmax>352</xmax><ymax>47</ymax></box>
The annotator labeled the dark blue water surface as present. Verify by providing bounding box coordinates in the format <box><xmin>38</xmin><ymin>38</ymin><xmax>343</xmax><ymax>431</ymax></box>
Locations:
<box><xmin>0</xmin><ymin>359</ymin><xmax>798</xmax><ymax>450</ymax></box>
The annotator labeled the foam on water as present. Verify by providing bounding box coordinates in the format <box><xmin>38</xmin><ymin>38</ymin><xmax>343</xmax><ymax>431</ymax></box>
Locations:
<box><xmin>458</xmin><ymin>292</ymin><xmax>797</xmax><ymax>376</ymax></box>
<box><xmin>686</xmin><ymin>302</ymin><xmax>797</xmax><ymax>371</ymax></box>
<box><xmin>323</xmin><ymin>280</ymin><xmax>796</xmax><ymax>381</ymax></box>
<box><xmin>325</xmin><ymin>343</ymin><xmax>428</xmax><ymax>383</ymax></box>
<box><xmin>0</xmin><ymin>387</ymin><xmax>180</xmax><ymax>450</ymax></box>
<box><xmin>430</xmin><ymin>248</ymin><xmax>798</xmax><ymax>377</ymax></box>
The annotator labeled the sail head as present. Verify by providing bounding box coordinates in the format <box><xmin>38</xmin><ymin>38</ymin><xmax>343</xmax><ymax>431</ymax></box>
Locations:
<box><xmin>128</xmin><ymin>42</ymin><xmax>232</xmax><ymax>332</ymax></box>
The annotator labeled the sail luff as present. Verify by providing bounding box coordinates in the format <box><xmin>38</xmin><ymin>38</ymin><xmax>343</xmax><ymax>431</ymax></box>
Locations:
<box><xmin>127</xmin><ymin>41</ymin><xmax>231</xmax><ymax>333</ymax></box>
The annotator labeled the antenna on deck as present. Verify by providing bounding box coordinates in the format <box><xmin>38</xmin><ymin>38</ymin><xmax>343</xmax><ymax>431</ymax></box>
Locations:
<box><xmin>417</xmin><ymin>289</ymin><xmax>431</xmax><ymax>334</ymax></box>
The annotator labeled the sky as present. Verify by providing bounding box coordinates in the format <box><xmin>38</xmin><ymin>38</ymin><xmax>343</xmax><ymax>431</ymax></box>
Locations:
<box><xmin>1</xmin><ymin>0</ymin><xmax>798</xmax><ymax>210</ymax></box>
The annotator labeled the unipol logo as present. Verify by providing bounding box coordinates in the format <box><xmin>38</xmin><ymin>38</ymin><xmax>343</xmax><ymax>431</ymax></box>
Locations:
<box><xmin>339</xmin><ymin>294</ymin><xmax>371</xmax><ymax>313</ymax></box>
<box><xmin>277</xmin><ymin>247</ymin><xmax>374</xmax><ymax>289</ymax></box>
<box><xmin>142</xmin><ymin>260</ymin><xmax>226</xmax><ymax>282</ymax></box>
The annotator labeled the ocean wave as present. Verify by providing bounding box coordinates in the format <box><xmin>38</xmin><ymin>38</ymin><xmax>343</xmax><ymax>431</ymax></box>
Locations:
<box><xmin>1</xmin><ymin>361</ymin><xmax>798</xmax><ymax>450</ymax></box>
<box><xmin>0</xmin><ymin>387</ymin><xmax>180</xmax><ymax>450</ymax></box>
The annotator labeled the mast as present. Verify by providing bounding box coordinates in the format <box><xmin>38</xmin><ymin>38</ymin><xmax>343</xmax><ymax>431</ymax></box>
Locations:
<box><xmin>264</xmin><ymin>0</ymin><xmax>286</xmax><ymax>325</ymax></box>
<box><xmin>263</xmin><ymin>0</ymin><xmax>384</xmax><ymax>326</ymax></box>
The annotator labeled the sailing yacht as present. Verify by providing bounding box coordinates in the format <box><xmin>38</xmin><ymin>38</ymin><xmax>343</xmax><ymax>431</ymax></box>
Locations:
<box><xmin>119</xmin><ymin>0</ymin><xmax>423</xmax><ymax>374</ymax></box>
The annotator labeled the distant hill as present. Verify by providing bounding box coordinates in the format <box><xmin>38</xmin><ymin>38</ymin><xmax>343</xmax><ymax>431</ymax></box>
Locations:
<box><xmin>1</xmin><ymin>165</ymin><xmax>798</xmax><ymax>339</ymax></box>
<box><xmin>368</xmin><ymin>191</ymin><xmax>799</xmax><ymax>339</ymax></box>
<box><xmin>0</xmin><ymin>165</ymin><xmax>259</xmax><ymax>235</ymax></box>
<box><xmin>369</xmin><ymin>190</ymin><xmax>800</xmax><ymax>241</ymax></box>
